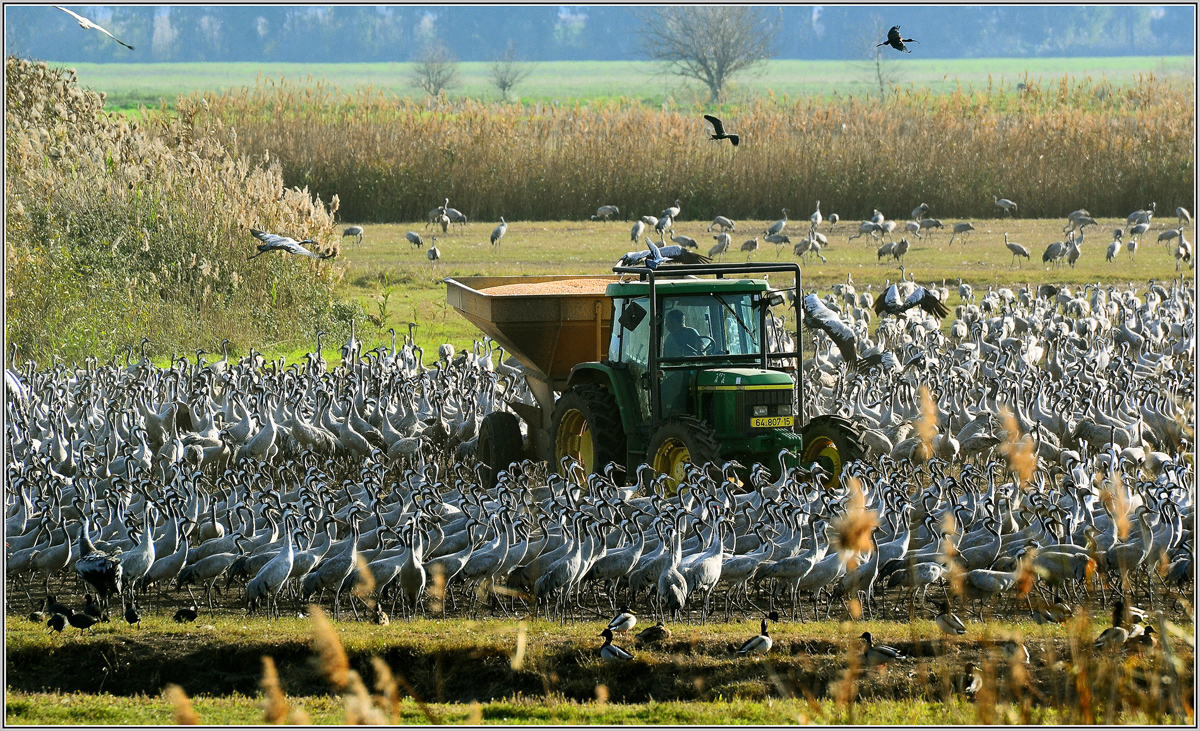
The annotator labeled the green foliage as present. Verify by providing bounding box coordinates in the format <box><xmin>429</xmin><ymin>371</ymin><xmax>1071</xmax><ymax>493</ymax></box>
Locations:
<box><xmin>5</xmin><ymin>56</ymin><xmax>343</xmax><ymax>364</ymax></box>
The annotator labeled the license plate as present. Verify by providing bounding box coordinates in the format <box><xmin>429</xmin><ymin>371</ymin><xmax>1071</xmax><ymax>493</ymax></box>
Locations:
<box><xmin>751</xmin><ymin>416</ymin><xmax>793</xmax><ymax>428</ymax></box>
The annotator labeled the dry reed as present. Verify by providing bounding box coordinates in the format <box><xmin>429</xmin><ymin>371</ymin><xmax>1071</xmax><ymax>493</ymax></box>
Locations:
<box><xmin>259</xmin><ymin>656</ymin><xmax>289</xmax><ymax>724</ymax></box>
<box><xmin>163</xmin><ymin>684</ymin><xmax>200</xmax><ymax>725</ymax></box>
<box><xmin>5</xmin><ymin>56</ymin><xmax>341</xmax><ymax>364</ymax></box>
<box><xmin>185</xmin><ymin>74</ymin><xmax>1193</xmax><ymax>223</ymax></box>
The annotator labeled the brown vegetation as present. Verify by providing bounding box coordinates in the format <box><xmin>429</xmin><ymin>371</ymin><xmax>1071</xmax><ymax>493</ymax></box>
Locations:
<box><xmin>187</xmin><ymin>74</ymin><xmax>1193</xmax><ymax>223</ymax></box>
<box><xmin>5</xmin><ymin>57</ymin><xmax>341</xmax><ymax>364</ymax></box>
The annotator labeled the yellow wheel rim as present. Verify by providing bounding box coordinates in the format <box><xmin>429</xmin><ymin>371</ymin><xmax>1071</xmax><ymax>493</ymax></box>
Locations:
<box><xmin>802</xmin><ymin>436</ymin><xmax>842</xmax><ymax>490</ymax></box>
<box><xmin>652</xmin><ymin>437</ymin><xmax>691</xmax><ymax>495</ymax></box>
<box><xmin>555</xmin><ymin>408</ymin><xmax>594</xmax><ymax>475</ymax></box>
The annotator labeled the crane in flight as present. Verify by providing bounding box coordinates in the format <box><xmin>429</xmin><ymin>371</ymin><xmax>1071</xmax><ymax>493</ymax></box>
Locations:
<box><xmin>55</xmin><ymin>6</ymin><xmax>134</xmax><ymax>50</ymax></box>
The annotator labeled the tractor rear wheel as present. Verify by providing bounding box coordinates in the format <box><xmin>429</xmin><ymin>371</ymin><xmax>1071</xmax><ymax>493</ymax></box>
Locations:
<box><xmin>477</xmin><ymin>411</ymin><xmax>524</xmax><ymax>490</ymax></box>
<box><xmin>800</xmin><ymin>415</ymin><xmax>867</xmax><ymax>490</ymax></box>
<box><xmin>648</xmin><ymin>416</ymin><xmax>722</xmax><ymax>493</ymax></box>
<box><xmin>550</xmin><ymin>384</ymin><xmax>625</xmax><ymax>479</ymax></box>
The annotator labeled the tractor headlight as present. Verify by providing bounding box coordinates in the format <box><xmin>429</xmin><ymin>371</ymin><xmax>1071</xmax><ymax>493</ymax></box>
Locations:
<box><xmin>753</xmin><ymin>406</ymin><xmax>769</xmax><ymax>417</ymax></box>
<box><xmin>777</xmin><ymin>405</ymin><xmax>791</xmax><ymax>416</ymax></box>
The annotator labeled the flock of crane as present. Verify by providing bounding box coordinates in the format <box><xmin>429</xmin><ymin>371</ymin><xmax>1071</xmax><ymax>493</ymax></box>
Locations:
<box><xmin>6</xmin><ymin>251</ymin><xmax>1193</xmax><ymax>661</ymax></box>
<box><xmin>330</xmin><ymin>198</ymin><xmax>1196</xmax><ymax>275</ymax></box>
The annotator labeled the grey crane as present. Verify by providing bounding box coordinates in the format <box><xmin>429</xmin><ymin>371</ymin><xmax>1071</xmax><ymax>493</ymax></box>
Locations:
<box><xmin>247</xmin><ymin>230</ymin><xmax>334</xmax><ymax>260</ymax></box>
<box><xmin>709</xmin><ymin>233</ymin><xmax>731</xmax><ymax>259</ymax></box>
<box><xmin>891</xmin><ymin>236</ymin><xmax>911</xmax><ymax>263</ymax></box>
<box><xmin>993</xmin><ymin>196</ymin><xmax>1018</xmax><ymax>216</ymax></box>
<box><xmin>707</xmin><ymin>216</ymin><xmax>736</xmax><ymax>232</ymax></box>
<box><xmin>631</xmin><ymin>219</ymin><xmax>646</xmax><ymax>243</ymax></box>
<box><xmin>1003</xmin><ymin>233</ymin><xmax>1030</xmax><ymax>266</ymax></box>
<box><xmin>1042</xmin><ymin>240</ymin><xmax>1067</xmax><ymax>267</ymax></box>
<box><xmin>874</xmin><ymin>268</ymin><xmax>950</xmax><ymax>318</ymax></box>
<box><xmin>947</xmin><ymin>221</ymin><xmax>975</xmax><ymax>246</ymax></box>
<box><xmin>342</xmin><ymin>226</ymin><xmax>364</xmax><ymax>245</ymax></box>
<box><xmin>810</xmin><ymin>200</ymin><xmax>823</xmax><ymax>231</ymax></box>
<box><xmin>803</xmin><ymin>293</ymin><xmax>858</xmax><ymax>369</ymax></box>
<box><xmin>669</xmin><ymin>230</ymin><xmax>699</xmax><ymax>249</ymax></box>
<box><xmin>1176</xmin><ymin>206</ymin><xmax>1191</xmax><ymax>226</ymax></box>
<box><xmin>911</xmin><ymin>202</ymin><xmax>930</xmax><ymax>221</ymax></box>
<box><xmin>659</xmin><ymin>199</ymin><xmax>682</xmax><ymax>221</ymax></box>
<box><xmin>765</xmin><ymin>209</ymin><xmax>788</xmax><ymax>237</ymax></box>
<box><xmin>55</xmin><ymin>5</ymin><xmax>134</xmax><ymax>49</ymax></box>
<box><xmin>491</xmin><ymin>217</ymin><xmax>508</xmax><ymax>246</ymax></box>
<box><xmin>591</xmin><ymin>205</ymin><xmax>620</xmax><ymax>221</ymax></box>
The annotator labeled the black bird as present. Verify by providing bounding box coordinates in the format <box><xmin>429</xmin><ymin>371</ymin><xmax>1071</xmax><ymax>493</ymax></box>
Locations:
<box><xmin>877</xmin><ymin>25</ymin><xmax>919</xmax><ymax>53</ymax></box>
<box><xmin>45</xmin><ymin>594</ymin><xmax>73</xmax><ymax>618</ymax></box>
<box><xmin>247</xmin><ymin>229</ymin><xmax>335</xmax><ymax>261</ymax></box>
<box><xmin>174</xmin><ymin>605</ymin><xmax>199</xmax><ymax>624</ymax></box>
<box><xmin>68</xmin><ymin>611</ymin><xmax>101</xmax><ymax>634</ymax></box>
<box><xmin>703</xmin><ymin>114</ymin><xmax>740</xmax><ymax>146</ymax></box>
<box><xmin>124</xmin><ymin>599</ymin><xmax>142</xmax><ymax>629</ymax></box>
<box><xmin>83</xmin><ymin>593</ymin><xmax>106</xmax><ymax>620</ymax></box>
<box><xmin>47</xmin><ymin>613</ymin><xmax>68</xmax><ymax>633</ymax></box>
<box><xmin>803</xmin><ymin>294</ymin><xmax>858</xmax><ymax>370</ymax></box>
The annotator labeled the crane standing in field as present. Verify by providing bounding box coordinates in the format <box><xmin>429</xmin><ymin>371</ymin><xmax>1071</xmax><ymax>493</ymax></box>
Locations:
<box><xmin>491</xmin><ymin>218</ymin><xmax>508</xmax><ymax>247</ymax></box>
<box><xmin>342</xmin><ymin>226</ymin><xmax>364</xmax><ymax>246</ymax></box>
<box><xmin>1004</xmin><ymin>233</ymin><xmax>1030</xmax><ymax>266</ymax></box>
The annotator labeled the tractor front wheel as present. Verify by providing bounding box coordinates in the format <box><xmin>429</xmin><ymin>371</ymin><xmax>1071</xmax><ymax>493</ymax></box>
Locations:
<box><xmin>647</xmin><ymin>416</ymin><xmax>722</xmax><ymax>493</ymax></box>
<box><xmin>800</xmin><ymin>415</ymin><xmax>867</xmax><ymax>490</ymax></box>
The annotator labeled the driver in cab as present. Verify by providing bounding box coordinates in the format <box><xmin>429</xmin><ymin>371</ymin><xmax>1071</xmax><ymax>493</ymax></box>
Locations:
<box><xmin>661</xmin><ymin>309</ymin><xmax>703</xmax><ymax>417</ymax></box>
<box><xmin>663</xmin><ymin>309</ymin><xmax>705</xmax><ymax>358</ymax></box>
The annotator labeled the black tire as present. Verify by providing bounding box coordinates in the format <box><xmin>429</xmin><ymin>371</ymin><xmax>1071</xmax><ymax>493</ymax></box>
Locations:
<box><xmin>800</xmin><ymin>414</ymin><xmax>867</xmax><ymax>490</ymax></box>
<box><xmin>549</xmin><ymin>384</ymin><xmax>626</xmax><ymax>478</ymax></box>
<box><xmin>477</xmin><ymin>411</ymin><xmax>524</xmax><ymax>490</ymax></box>
<box><xmin>647</xmin><ymin>416</ymin><xmax>722</xmax><ymax>492</ymax></box>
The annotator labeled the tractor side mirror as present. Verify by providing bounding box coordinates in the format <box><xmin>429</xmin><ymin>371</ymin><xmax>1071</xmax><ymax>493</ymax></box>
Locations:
<box><xmin>619</xmin><ymin>301</ymin><xmax>647</xmax><ymax>331</ymax></box>
<box><xmin>759</xmin><ymin>292</ymin><xmax>785</xmax><ymax>309</ymax></box>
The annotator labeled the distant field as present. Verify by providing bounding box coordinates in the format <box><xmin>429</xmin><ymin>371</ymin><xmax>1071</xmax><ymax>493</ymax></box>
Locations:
<box><xmin>70</xmin><ymin>56</ymin><xmax>1196</xmax><ymax>109</ymax></box>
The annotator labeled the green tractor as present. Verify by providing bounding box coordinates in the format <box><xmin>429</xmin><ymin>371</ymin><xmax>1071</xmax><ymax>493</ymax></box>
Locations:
<box><xmin>447</xmin><ymin>262</ymin><xmax>865</xmax><ymax>490</ymax></box>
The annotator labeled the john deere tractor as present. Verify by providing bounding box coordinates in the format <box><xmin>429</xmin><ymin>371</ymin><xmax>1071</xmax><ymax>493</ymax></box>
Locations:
<box><xmin>447</xmin><ymin>261</ymin><xmax>865</xmax><ymax>489</ymax></box>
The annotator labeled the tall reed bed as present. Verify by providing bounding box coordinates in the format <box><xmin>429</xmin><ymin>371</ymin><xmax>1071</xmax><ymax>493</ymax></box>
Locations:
<box><xmin>189</xmin><ymin>74</ymin><xmax>1193</xmax><ymax>223</ymax></box>
<box><xmin>5</xmin><ymin>57</ymin><xmax>342</xmax><ymax>364</ymax></box>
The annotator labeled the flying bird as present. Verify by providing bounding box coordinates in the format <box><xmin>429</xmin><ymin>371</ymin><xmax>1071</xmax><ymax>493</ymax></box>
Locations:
<box><xmin>877</xmin><ymin>25</ymin><xmax>918</xmax><ymax>53</ymax></box>
<box><xmin>617</xmin><ymin>237</ymin><xmax>711</xmax><ymax>269</ymax></box>
<box><xmin>248</xmin><ymin>229</ymin><xmax>334</xmax><ymax>260</ymax></box>
<box><xmin>55</xmin><ymin>6</ymin><xmax>134</xmax><ymax>50</ymax></box>
<box><xmin>803</xmin><ymin>294</ymin><xmax>858</xmax><ymax>370</ymax></box>
<box><xmin>703</xmin><ymin>114</ymin><xmax>740</xmax><ymax>146</ymax></box>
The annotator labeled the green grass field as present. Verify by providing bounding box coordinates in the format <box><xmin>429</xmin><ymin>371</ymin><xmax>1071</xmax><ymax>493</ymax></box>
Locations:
<box><xmin>71</xmin><ymin>56</ymin><xmax>1196</xmax><ymax>110</ymax></box>
<box><xmin>318</xmin><ymin>216</ymin><xmax>1189</xmax><ymax>365</ymax></box>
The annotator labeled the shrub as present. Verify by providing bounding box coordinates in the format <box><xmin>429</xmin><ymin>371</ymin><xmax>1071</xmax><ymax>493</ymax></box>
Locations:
<box><xmin>5</xmin><ymin>56</ymin><xmax>342</xmax><ymax>365</ymax></box>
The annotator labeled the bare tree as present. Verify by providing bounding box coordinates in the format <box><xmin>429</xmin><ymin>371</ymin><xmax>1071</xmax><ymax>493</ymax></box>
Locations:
<box><xmin>411</xmin><ymin>40</ymin><xmax>459</xmax><ymax>97</ymax></box>
<box><xmin>637</xmin><ymin>6</ymin><xmax>780</xmax><ymax>102</ymax></box>
<box><xmin>857</xmin><ymin>17</ymin><xmax>900</xmax><ymax>99</ymax></box>
<box><xmin>489</xmin><ymin>41</ymin><xmax>533</xmax><ymax>101</ymax></box>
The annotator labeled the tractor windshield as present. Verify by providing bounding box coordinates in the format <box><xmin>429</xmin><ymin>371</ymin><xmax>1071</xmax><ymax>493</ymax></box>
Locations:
<box><xmin>660</xmin><ymin>293</ymin><xmax>761</xmax><ymax>359</ymax></box>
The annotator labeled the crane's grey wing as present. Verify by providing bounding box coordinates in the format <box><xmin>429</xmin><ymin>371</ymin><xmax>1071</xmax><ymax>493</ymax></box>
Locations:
<box><xmin>618</xmin><ymin>250</ymin><xmax>650</xmax><ymax>267</ymax></box>
<box><xmin>273</xmin><ymin>240</ymin><xmax>315</xmax><ymax>257</ymax></box>
<box><xmin>251</xmin><ymin>229</ymin><xmax>290</xmax><ymax>247</ymax></box>
<box><xmin>803</xmin><ymin>294</ymin><xmax>857</xmax><ymax>369</ymax></box>
<box><xmin>703</xmin><ymin>114</ymin><xmax>725</xmax><ymax>136</ymax></box>
<box><xmin>658</xmin><ymin>245</ymin><xmax>711</xmax><ymax>265</ymax></box>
